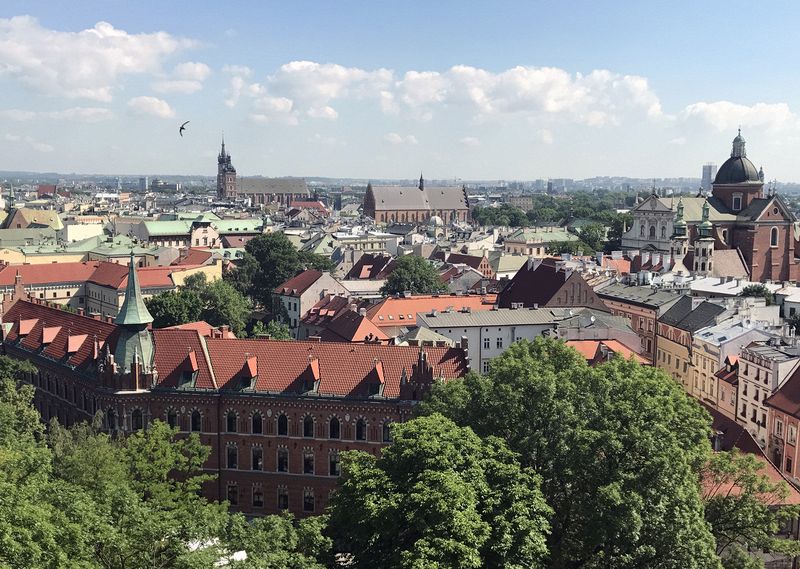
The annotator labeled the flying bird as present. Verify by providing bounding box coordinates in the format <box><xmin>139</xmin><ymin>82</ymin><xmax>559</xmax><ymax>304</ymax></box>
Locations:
<box><xmin>179</xmin><ymin>121</ymin><xmax>190</xmax><ymax>137</ymax></box>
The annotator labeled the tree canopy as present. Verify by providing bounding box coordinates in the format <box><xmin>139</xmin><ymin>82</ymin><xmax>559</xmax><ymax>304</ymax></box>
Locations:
<box><xmin>740</xmin><ymin>284</ymin><xmax>774</xmax><ymax>306</ymax></box>
<box><xmin>380</xmin><ymin>254</ymin><xmax>448</xmax><ymax>296</ymax></box>
<box><xmin>328</xmin><ymin>413</ymin><xmax>551</xmax><ymax>569</ymax></box>
<box><xmin>145</xmin><ymin>273</ymin><xmax>251</xmax><ymax>336</ymax></box>
<box><xmin>421</xmin><ymin>337</ymin><xmax>721</xmax><ymax>568</ymax></box>
<box><xmin>229</xmin><ymin>233</ymin><xmax>334</xmax><ymax>308</ymax></box>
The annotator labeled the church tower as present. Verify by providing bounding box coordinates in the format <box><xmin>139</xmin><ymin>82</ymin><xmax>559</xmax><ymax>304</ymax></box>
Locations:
<box><xmin>217</xmin><ymin>136</ymin><xmax>237</xmax><ymax>199</ymax></box>
<box><xmin>693</xmin><ymin>200</ymin><xmax>715</xmax><ymax>276</ymax></box>
<box><xmin>711</xmin><ymin>129</ymin><xmax>764</xmax><ymax>213</ymax></box>
<box><xmin>670</xmin><ymin>198</ymin><xmax>689</xmax><ymax>259</ymax></box>
<box><xmin>113</xmin><ymin>254</ymin><xmax>156</xmax><ymax>389</ymax></box>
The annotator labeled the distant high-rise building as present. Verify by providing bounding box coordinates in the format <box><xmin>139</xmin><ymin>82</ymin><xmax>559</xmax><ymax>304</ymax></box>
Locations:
<box><xmin>139</xmin><ymin>177</ymin><xmax>149</xmax><ymax>191</ymax></box>
<box><xmin>701</xmin><ymin>163</ymin><xmax>717</xmax><ymax>193</ymax></box>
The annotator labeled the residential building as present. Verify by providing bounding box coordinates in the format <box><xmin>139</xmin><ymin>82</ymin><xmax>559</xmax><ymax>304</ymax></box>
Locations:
<box><xmin>367</xmin><ymin>293</ymin><xmax>497</xmax><ymax>338</ymax></box>
<box><xmin>503</xmin><ymin>227</ymin><xmax>579</xmax><ymax>256</ymax></box>
<box><xmin>273</xmin><ymin>270</ymin><xmax>348</xmax><ymax>338</ymax></box>
<box><xmin>596</xmin><ymin>283</ymin><xmax>680</xmax><ymax>361</ymax></box>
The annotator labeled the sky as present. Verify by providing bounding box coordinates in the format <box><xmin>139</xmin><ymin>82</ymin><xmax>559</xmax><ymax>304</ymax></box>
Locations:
<box><xmin>1</xmin><ymin>1</ymin><xmax>800</xmax><ymax>181</ymax></box>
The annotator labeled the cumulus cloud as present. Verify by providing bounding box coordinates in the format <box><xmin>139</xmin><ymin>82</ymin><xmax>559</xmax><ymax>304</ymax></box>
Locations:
<box><xmin>0</xmin><ymin>107</ymin><xmax>113</xmax><ymax>122</ymax></box>
<box><xmin>223</xmin><ymin>64</ymin><xmax>252</xmax><ymax>77</ymax></box>
<box><xmin>250</xmin><ymin>96</ymin><xmax>297</xmax><ymax>125</ymax></box>
<box><xmin>384</xmin><ymin>132</ymin><xmax>418</xmax><ymax>145</ymax></box>
<box><xmin>127</xmin><ymin>96</ymin><xmax>175</xmax><ymax>118</ymax></box>
<box><xmin>459</xmin><ymin>136</ymin><xmax>480</xmax><ymax>147</ymax></box>
<box><xmin>682</xmin><ymin>101</ymin><xmax>798</xmax><ymax>131</ymax></box>
<box><xmin>152</xmin><ymin>61</ymin><xmax>211</xmax><ymax>94</ymax></box>
<box><xmin>0</xmin><ymin>16</ymin><xmax>195</xmax><ymax>101</ymax></box>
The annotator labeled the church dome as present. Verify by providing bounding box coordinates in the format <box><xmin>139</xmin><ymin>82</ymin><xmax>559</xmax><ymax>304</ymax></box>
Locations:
<box><xmin>713</xmin><ymin>130</ymin><xmax>762</xmax><ymax>185</ymax></box>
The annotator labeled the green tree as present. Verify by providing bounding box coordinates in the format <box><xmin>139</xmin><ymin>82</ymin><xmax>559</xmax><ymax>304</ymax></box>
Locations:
<box><xmin>198</xmin><ymin>277</ymin><xmax>251</xmax><ymax>336</ymax></box>
<box><xmin>223</xmin><ymin>251</ymin><xmax>260</xmax><ymax>297</ymax></box>
<box><xmin>328</xmin><ymin>413</ymin><xmax>550</xmax><ymax>569</ymax></box>
<box><xmin>243</xmin><ymin>233</ymin><xmax>332</xmax><ymax>307</ymax></box>
<box><xmin>145</xmin><ymin>289</ymin><xmax>203</xmax><ymax>328</ymax></box>
<box><xmin>740</xmin><ymin>284</ymin><xmax>774</xmax><ymax>306</ymax></box>
<box><xmin>703</xmin><ymin>449</ymin><xmax>800</xmax><ymax>566</ymax></box>
<box><xmin>226</xmin><ymin>512</ymin><xmax>331</xmax><ymax>568</ymax></box>
<box><xmin>251</xmin><ymin>319</ymin><xmax>293</xmax><ymax>339</ymax></box>
<box><xmin>422</xmin><ymin>337</ymin><xmax>721</xmax><ymax>568</ymax></box>
<box><xmin>380</xmin><ymin>255</ymin><xmax>447</xmax><ymax>295</ymax></box>
<box><xmin>577</xmin><ymin>222</ymin><xmax>607</xmax><ymax>253</ymax></box>
<box><xmin>606</xmin><ymin>212</ymin><xmax>633</xmax><ymax>251</ymax></box>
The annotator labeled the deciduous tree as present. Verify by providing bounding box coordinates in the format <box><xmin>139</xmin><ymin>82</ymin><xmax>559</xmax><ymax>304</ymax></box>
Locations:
<box><xmin>380</xmin><ymin>255</ymin><xmax>447</xmax><ymax>296</ymax></box>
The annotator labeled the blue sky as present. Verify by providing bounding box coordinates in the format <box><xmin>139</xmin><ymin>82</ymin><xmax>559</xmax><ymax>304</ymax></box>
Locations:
<box><xmin>1</xmin><ymin>1</ymin><xmax>799</xmax><ymax>180</ymax></box>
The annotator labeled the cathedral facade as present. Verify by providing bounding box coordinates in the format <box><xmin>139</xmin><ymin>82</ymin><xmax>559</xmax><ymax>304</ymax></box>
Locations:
<box><xmin>622</xmin><ymin>132</ymin><xmax>800</xmax><ymax>282</ymax></box>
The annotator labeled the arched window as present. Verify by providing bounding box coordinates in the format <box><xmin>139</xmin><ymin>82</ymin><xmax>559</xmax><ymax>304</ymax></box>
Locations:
<box><xmin>227</xmin><ymin>445</ymin><xmax>238</xmax><ymax>469</ymax></box>
<box><xmin>166</xmin><ymin>409</ymin><xmax>177</xmax><ymax>429</ymax></box>
<box><xmin>303</xmin><ymin>416</ymin><xmax>315</xmax><ymax>438</ymax></box>
<box><xmin>771</xmin><ymin>227</ymin><xmax>779</xmax><ymax>247</ymax></box>
<box><xmin>701</xmin><ymin>262</ymin><xmax>706</xmax><ymax>271</ymax></box>
<box><xmin>226</xmin><ymin>411</ymin><xmax>237</xmax><ymax>433</ymax></box>
<box><xmin>649</xmin><ymin>225</ymin><xmax>656</xmax><ymax>239</ymax></box>
<box><xmin>252</xmin><ymin>412</ymin><xmax>263</xmax><ymax>435</ymax></box>
<box><xmin>277</xmin><ymin>414</ymin><xmax>288</xmax><ymax>436</ymax></box>
<box><xmin>131</xmin><ymin>409</ymin><xmax>143</xmax><ymax>431</ymax></box>
<box><xmin>329</xmin><ymin>417</ymin><xmax>340</xmax><ymax>439</ymax></box>
<box><xmin>277</xmin><ymin>448</ymin><xmax>289</xmax><ymax>472</ymax></box>
<box><xmin>640</xmin><ymin>225</ymin><xmax>645</xmax><ymax>237</ymax></box>
<box><xmin>661</xmin><ymin>225</ymin><xmax>666</xmax><ymax>239</ymax></box>
<box><xmin>382</xmin><ymin>422</ymin><xmax>393</xmax><ymax>443</ymax></box>
<box><xmin>356</xmin><ymin>418</ymin><xmax>367</xmax><ymax>441</ymax></box>
<box><xmin>191</xmin><ymin>410</ymin><xmax>202</xmax><ymax>432</ymax></box>
<box><xmin>107</xmin><ymin>408</ymin><xmax>117</xmax><ymax>431</ymax></box>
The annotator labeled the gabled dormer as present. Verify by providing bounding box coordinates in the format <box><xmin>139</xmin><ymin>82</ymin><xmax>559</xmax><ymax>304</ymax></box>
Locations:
<box><xmin>366</xmin><ymin>358</ymin><xmax>385</xmax><ymax>397</ymax></box>
<box><xmin>178</xmin><ymin>349</ymin><xmax>200</xmax><ymax>389</ymax></box>
<box><xmin>303</xmin><ymin>356</ymin><xmax>321</xmax><ymax>394</ymax></box>
<box><xmin>239</xmin><ymin>354</ymin><xmax>258</xmax><ymax>391</ymax></box>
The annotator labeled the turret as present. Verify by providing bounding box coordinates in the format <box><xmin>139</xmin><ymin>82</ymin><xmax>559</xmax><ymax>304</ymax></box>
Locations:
<box><xmin>693</xmin><ymin>199</ymin><xmax>715</xmax><ymax>276</ymax></box>
<box><xmin>670</xmin><ymin>198</ymin><xmax>689</xmax><ymax>259</ymax></box>
<box><xmin>113</xmin><ymin>254</ymin><xmax>155</xmax><ymax>387</ymax></box>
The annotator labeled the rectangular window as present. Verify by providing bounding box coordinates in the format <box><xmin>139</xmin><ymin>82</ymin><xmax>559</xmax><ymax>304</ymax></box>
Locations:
<box><xmin>277</xmin><ymin>488</ymin><xmax>289</xmax><ymax>510</ymax></box>
<box><xmin>227</xmin><ymin>446</ymin><xmax>238</xmax><ymax>469</ymax></box>
<box><xmin>252</xmin><ymin>447</ymin><xmax>263</xmax><ymax>471</ymax></box>
<box><xmin>483</xmin><ymin>337</ymin><xmax>490</xmax><ymax>349</ymax></box>
<box><xmin>303</xmin><ymin>490</ymin><xmax>315</xmax><ymax>513</ymax></box>
<box><xmin>777</xmin><ymin>419</ymin><xmax>784</xmax><ymax>437</ymax></box>
<box><xmin>788</xmin><ymin>457</ymin><xmax>794</xmax><ymax>473</ymax></box>
<box><xmin>496</xmin><ymin>337</ymin><xmax>503</xmax><ymax>349</ymax></box>
<box><xmin>303</xmin><ymin>451</ymin><xmax>314</xmax><ymax>474</ymax></box>
<box><xmin>227</xmin><ymin>483</ymin><xmax>238</xmax><ymax>506</ymax></box>
<box><xmin>482</xmin><ymin>361</ymin><xmax>490</xmax><ymax>374</ymax></box>
<box><xmin>789</xmin><ymin>425</ymin><xmax>797</xmax><ymax>445</ymax></box>
<box><xmin>252</xmin><ymin>486</ymin><xmax>264</xmax><ymax>508</ymax></box>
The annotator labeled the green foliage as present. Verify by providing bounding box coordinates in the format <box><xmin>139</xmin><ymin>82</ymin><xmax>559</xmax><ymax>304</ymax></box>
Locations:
<box><xmin>576</xmin><ymin>222</ymin><xmax>607</xmax><ymax>253</ymax></box>
<box><xmin>739</xmin><ymin>284</ymin><xmax>774</xmax><ymax>306</ymax></box>
<box><xmin>606</xmin><ymin>212</ymin><xmax>632</xmax><ymax>251</ymax></box>
<box><xmin>226</xmin><ymin>512</ymin><xmax>332</xmax><ymax>568</ymax></box>
<box><xmin>703</xmin><ymin>449</ymin><xmax>800</xmax><ymax>561</ymax></box>
<box><xmin>241</xmin><ymin>233</ymin><xmax>333</xmax><ymax>307</ymax></box>
<box><xmin>380</xmin><ymin>254</ymin><xmax>448</xmax><ymax>296</ymax></box>
<box><xmin>328</xmin><ymin>413</ymin><xmax>551</xmax><ymax>569</ymax></box>
<box><xmin>473</xmin><ymin>204</ymin><xmax>530</xmax><ymax>227</ymax></box>
<box><xmin>421</xmin><ymin>337</ymin><xmax>720</xmax><ymax>568</ymax></box>
<box><xmin>146</xmin><ymin>273</ymin><xmax>251</xmax><ymax>336</ymax></box>
<box><xmin>251</xmin><ymin>319</ymin><xmax>293</xmax><ymax>339</ymax></box>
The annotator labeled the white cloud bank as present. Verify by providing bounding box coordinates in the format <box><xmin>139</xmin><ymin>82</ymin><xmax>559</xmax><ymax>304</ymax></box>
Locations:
<box><xmin>0</xmin><ymin>16</ymin><xmax>194</xmax><ymax>102</ymax></box>
<box><xmin>127</xmin><ymin>96</ymin><xmax>175</xmax><ymax>118</ymax></box>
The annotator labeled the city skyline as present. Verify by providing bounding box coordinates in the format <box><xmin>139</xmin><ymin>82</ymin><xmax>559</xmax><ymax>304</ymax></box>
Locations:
<box><xmin>1</xmin><ymin>2</ymin><xmax>799</xmax><ymax>180</ymax></box>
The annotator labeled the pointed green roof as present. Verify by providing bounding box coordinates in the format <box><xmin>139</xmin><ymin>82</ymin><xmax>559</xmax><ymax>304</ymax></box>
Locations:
<box><xmin>115</xmin><ymin>253</ymin><xmax>153</xmax><ymax>326</ymax></box>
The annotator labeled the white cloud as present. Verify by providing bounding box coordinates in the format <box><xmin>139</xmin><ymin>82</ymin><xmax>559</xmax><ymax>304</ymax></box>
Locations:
<box><xmin>0</xmin><ymin>107</ymin><xmax>113</xmax><ymax>122</ymax></box>
<box><xmin>250</xmin><ymin>96</ymin><xmax>298</xmax><ymax>125</ymax></box>
<box><xmin>384</xmin><ymin>132</ymin><xmax>418</xmax><ymax>145</ymax></box>
<box><xmin>152</xmin><ymin>61</ymin><xmax>210</xmax><ymax>94</ymax></box>
<box><xmin>668</xmin><ymin>136</ymin><xmax>687</xmax><ymax>145</ymax></box>
<box><xmin>0</xmin><ymin>16</ymin><xmax>195</xmax><ymax>101</ymax></box>
<box><xmin>307</xmin><ymin>106</ymin><xmax>338</xmax><ymax>120</ymax></box>
<box><xmin>5</xmin><ymin>133</ymin><xmax>53</xmax><ymax>152</ymax></box>
<box><xmin>682</xmin><ymin>101</ymin><xmax>798</xmax><ymax>131</ymax></box>
<box><xmin>127</xmin><ymin>96</ymin><xmax>175</xmax><ymax>118</ymax></box>
<box><xmin>459</xmin><ymin>136</ymin><xmax>480</xmax><ymax>147</ymax></box>
<box><xmin>223</xmin><ymin>64</ymin><xmax>252</xmax><ymax>77</ymax></box>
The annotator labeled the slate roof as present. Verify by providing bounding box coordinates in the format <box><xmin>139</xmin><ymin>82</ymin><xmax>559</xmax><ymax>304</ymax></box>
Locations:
<box><xmin>596</xmin><ymin>283</ymin><xmax>680</xmax><ymax>309</ymax></box>
<box><xmin>418</xmin><ymin>306</ymin><xmax>572</xmax><ymax>328</ymax></box>
<box><xmin>369</xmin><ymin>185</ymin><xmax>468</xmax><ymax>211</ymax></box>
<box><xmin>202</xmin><ymin>338</ymin><xmax>467</xmax><ymax>397</ymax></box>
<box><xmin>498</xmin><ymin>258</ymin><xmax>605</xmax><ymax>310</ymax></box>
<box><xmin>658</xmin><ymin>296</ymin><xmax>727</xmax><ymax>332</ymax></box>
<box><xmin>344</xmin><ymin>254</ymin><xmax>396</xmax><ymax>280</ymax></box>
<box><xmin>447</xmin><ymin>253</ymin><xmax>484</xmax><ymax>270</ymax></box>
<box><xmin>714</xmin><ymin>155</ymin><xmax>761</xmax><ymax>185</ymax></box>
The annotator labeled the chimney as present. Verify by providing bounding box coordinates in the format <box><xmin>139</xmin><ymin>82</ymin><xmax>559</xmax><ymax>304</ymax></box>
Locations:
<box><xmin>359</xmin><ymin>307</ymin><xmax>367</xmax><ymax>316</ymax></box>
<box><xmin>77</xmin><ymin>308</ymin><xmax>85</xmax><ymax>316</ymax></box>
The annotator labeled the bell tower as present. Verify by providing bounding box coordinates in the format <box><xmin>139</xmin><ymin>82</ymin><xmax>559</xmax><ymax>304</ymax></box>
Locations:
<box><xmin>217</xmin><ymin>135</ymin><xmax>237</xmax><ymax>199</ymax></box>
<box><xmin>693</xmin><ymin>200</ymin><xmax>715</xmax><ymax>276</ymax></box>
<box><xmin>670</xmin><ymin>198</ymin><xmax>689</xmax><ymax>260</ymax></box>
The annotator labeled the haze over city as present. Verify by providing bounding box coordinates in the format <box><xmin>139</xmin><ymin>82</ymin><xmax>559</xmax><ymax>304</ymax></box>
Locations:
<box><xmin>2</xmin><ymin>1</ymin><xmax>800</xmax><ymax>180</ymax></box>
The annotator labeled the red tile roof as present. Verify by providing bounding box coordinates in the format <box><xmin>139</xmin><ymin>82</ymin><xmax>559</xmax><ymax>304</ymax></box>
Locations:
<box><xmin>201</xmin><ymin>338</ymin><xmax>467</xmax><ymax>397</ymax></box>
<box><xmin>4</xmin><ymin>300</ymin><xmax>117</xmax><ymax>369</ymax></box>
<box><xmin>88</xmin><ymin>262</ymin><xmax>204</xmax><ymax>290</ymax></box>
<box><xmin>274</xmin><ymin>269</ymin><xmax>323</xmax><ymax>295</ymax></box>
<box><xmin>319</xmin><ymin>310</ymin><xmax>389</xmax><ymax>344</ymax></box>
<box><xmin>152</xmin><ymin>328</ymin><xmax>216</xmax><ymax>390</ymax></box>
<box><xmin>367</xmin><ymin>294</ymin><xmax>497</xmax><ymax>329</ymax></box>
<box><xmin>174</xmin><ymin>248</ymin><xmax>214</xmax><ymax>266</ymax></box>
<box><xmin>0</xmin><ymin>261</ymin><xmax>100</xmax><ymax>286</ymax></box>
<box><xmin>301</xmin><ymin>295</ymin><xmax>355</xmax><ymax>327</ymax></box>
<box><xmin>289</xmin><ymin>200</ymin><xmax>328</xmax><ymax>212</ymax></box>
<box><xmin>163</xmin><ymin>320</ymin><xmax>236</xmax><ymax>338</ymax></box>
<box><xmin>765</xmin><ymin>364</ymin><xmax>800</xmax><ymax>416</ymax></box>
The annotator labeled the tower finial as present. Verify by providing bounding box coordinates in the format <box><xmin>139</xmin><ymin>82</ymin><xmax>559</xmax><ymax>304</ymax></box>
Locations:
<box><xmin>419</xmin><ymin>171</ymin><xmax>424</xmax><ymax>191</ymax></box>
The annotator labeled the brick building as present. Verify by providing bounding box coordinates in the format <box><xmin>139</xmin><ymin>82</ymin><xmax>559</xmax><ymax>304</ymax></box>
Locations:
<box><xmin>363</xmin><ymin>176</ymin><xmax>470</xmax><ymax>225</ymax></box>
<box><xmin>1</xmin><ymin>257</ymin><xmax>468</xmax><ymax>517</ymax></box>
<box><xmin>622</xmin><ymin>131</ymin><xmax>800</xmax><ymax>281</ymax></box>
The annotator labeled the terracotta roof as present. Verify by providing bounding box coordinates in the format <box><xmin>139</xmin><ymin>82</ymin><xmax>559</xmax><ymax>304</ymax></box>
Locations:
<box><xmin>366</xmin><ymin>294</ymin><xmax>497</xmax><ymax>329</ymax></box>
<box><xmin>202</xmin><ymin>338</ymin><xmax>467</xmax><ymax>397</ymax></box>
<box><xmin>566</xmin><ymin>339</ymin><xmax>648</xmax><ymax>365</ymax></box>
<box><xmin>221</xmin><ymin>235</ymin><xmax>255</xmax><ymax>248</ymax></box>
<box><xmin>174</xmin><ymin>249</ymin><xmax>214</xmax><ymax>266</ymax></box>
<box><xmin>289</xmin><ymin>200</ymin><xmax>328</xmax><ymax>212</ymax></box>
<box><xmin>88</xmin><ymin>262</ymin><xmax>204</xmax><ymax>290</ymax></box>
<box><xmin>152</xmin><ymin>329</ymin><xmax>216</xmax><ymax>390</ymax></box>
<box><xmin>274</xmin><ymin>269</ymin><xmax>323</xmax><ymax>295</ymax></box>
<box><xmin>320</xmin><ymin>310</ymin><xmax>389</xmax><ymax>344</ymax></box>
<box><xmin>344</xmin><ymin>254</ymin><xmax>396</xmax><ymax>280</ymax></box>
<box><xmin>163</xmin><ymin>320</ymin><xmax>235</xmax><ymax>338</ymax></box>
<box><xmin>301</xmin><ymin>295</ymin><xmax>354</xmax><ymax>327</ymax></box>
<box><xmin>3</xmin><ymin>300</ymin><xmax>117</xmax><ymax>370</ymax></box>
<box><xmin>765</xmin><ymin>364</ymin><xmax>800</xmax><ymax>416</ymax></box>
<box><xmin>0</xmin><ymin>261</ymin><xmax>100</xmax><ymax>286</ymax></box>
<box><xmin>601</xmin><ymin>256</ymin><xmax>632</xmax><ymax>275</ymax></box>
